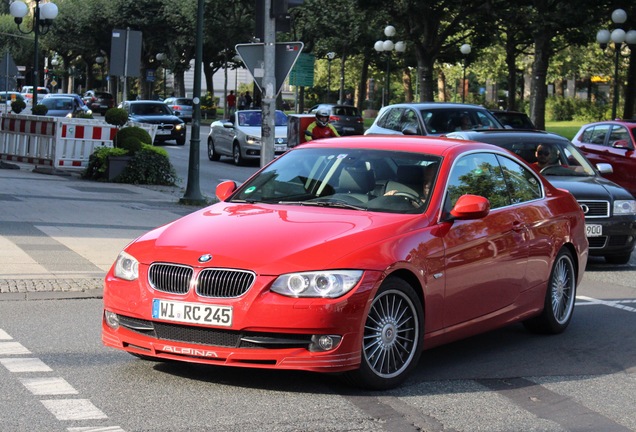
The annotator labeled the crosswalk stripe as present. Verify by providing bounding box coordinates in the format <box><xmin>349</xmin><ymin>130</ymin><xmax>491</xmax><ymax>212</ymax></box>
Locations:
<box><xmin>0</xmin><ymin>357</ymin><xmax>52</xmax><ymax>372</ymax></box>
<box><xmin>0</xmin><ymin>341</ymin><xmax>31</xmax><ymax>355</ymax></box>
<box><xmin>19</xmin><ymin>377</ymin><xmax>78</xmax><ymax>395</ymax></box>
<box><xmin>41</xmin><ymin>399</ymin><xmax>108</xmax><ymax>421</ymax></box>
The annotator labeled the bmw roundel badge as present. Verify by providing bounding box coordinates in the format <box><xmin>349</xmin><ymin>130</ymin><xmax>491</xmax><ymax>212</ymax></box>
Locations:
<box><xmin>198</xmin><ymin>254</ymin><xmax>213</xmax><ymax>263</ymax></box>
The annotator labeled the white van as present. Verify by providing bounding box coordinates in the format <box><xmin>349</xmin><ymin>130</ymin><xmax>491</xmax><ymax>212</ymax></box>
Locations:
<box><xmin>20</xmin><ymin>86</ymin><xmax>50</xmax><ymax>104</ymax></box>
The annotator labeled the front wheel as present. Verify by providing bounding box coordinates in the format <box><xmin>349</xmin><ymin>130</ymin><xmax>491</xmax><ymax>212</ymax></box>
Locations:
<box><xmin>176</xmin><ymin>137</ymin><xmax>186</xmax><ymax>146</ymax></box>
<box><xmin>207</xmin><ymin>138</ymin><xmax>220</xmax><ymax>161</ymax></box>
<box><xmin>344</xmin><ymin>278</ymin><xmax>423</xmax><ymax>390</ymax></box>
<box><xmin>232</xmin><ymin>143</ymin><xmax>244</xmax><ymax>166</ymax></box>
<box><xmin>523</xmin><ymin>248</ymin><xmax>576</xmax><ymax>334</ymax></box>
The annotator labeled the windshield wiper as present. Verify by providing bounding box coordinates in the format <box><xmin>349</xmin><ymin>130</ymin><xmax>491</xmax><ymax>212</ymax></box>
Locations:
<box><xmin>278</xmin><ymin>200</ymin><xmax>367</xmax><ymax>211</ymax></box>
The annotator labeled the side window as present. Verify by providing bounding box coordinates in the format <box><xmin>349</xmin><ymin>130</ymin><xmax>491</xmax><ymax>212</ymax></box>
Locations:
<box><xmin>401</xmin><ymin>109</ymin><xmax>421</xmax><ymax>134</ymax></box>
<box><xmin>379</xmin><ymin>108</ymin><xmax>405</xmax><ymax>132</ymax></box>
<box><xmin>609</xmin><ymin>125</ymin><xmax>631</xmax><ymax>146</ymax></box>
<box><xmin>585</xmin><ymin>125</ymin><xmax>610</xmax><ymax>145</ymax></box>
<box><xmin>446</xmin><ymin>153</ymin><xmax>511</xmax><ymax>210</ymax></box>
<box><xmin>497</xmin><ymin>155</ymin><xmax>542</xmax><ymax>204</ymax></box>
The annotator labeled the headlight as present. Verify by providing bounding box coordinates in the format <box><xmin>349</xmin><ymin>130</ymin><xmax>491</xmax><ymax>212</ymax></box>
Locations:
<box><xmin>113</xmin><ymin>251</ymin><xmax>139</xmax><ymax>281</ymax></box>
<box><xmin>175</xmin><ymin>124</ymin><xmax>184</xmax><ymax>131</ymax></box>
<box><xmin>271</xmin><ymin>270</ymin><xmax>363</xmax><ymax>298</ymax></box>
<box><xmin>246</xmin><ymin>135</ymin><xmax>262</xmax><ymax>145</ymax></box>
<box><xmin>614</xmin><ymin>200</ymin><xmax>636</xmax><ymax>215</ymax></box>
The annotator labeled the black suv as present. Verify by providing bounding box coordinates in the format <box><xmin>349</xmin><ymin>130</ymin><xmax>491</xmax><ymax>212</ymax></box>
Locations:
<box><xmin>119</xmin><ymin>100</ymin><xmax>186</xmax><ymax>145</ymax></box>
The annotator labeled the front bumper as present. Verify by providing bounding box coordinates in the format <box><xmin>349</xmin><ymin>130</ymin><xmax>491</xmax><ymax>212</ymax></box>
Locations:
<box><xmin>585</xmin><ymin>215</ymin><xmax>636</xmax><ymax>257</ymax></box>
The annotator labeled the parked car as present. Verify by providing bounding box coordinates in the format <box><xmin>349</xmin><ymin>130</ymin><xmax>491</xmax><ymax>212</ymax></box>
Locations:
<box><xmin>40</xmin><ymin>94</ymin><xmax>92</xmax><ymax>118</ymax></box>
<box><xmin>447</xmin><ymin>129</ymin><xmax>636</xmax><ymax>264</ymax></box>
<box><xmin>102</xmin><ymin>135</ymin><xmax>588</xmax><ymax>390</ymax></box>
<box><xmin>365</xmin><ymin>102</ymin><xmax>503</xmax><ymax>136</ymax></box>
<box><xmin>207</xmin><ymin>109</ymin><xmax>288</xmax><ymax>165</ymax></box>
<box><xmin>82</xmin><ymin>90</ymin><xmax>115</xmax><ymax>115</ymax></box>
<box><xmin>163</xmin><ymin>97</ymin><xmax>193</xmax><ymax>123</ymax></box>
<box><xmin>307</xmin><ymin>103</ymin><xmax>364</xmax><ymax>135</ymax></box>
<box><xmin>20</xmin><ymin>86</ymin><xmax>49</xmax><ymax>104</ymax></box>
<box><xmin>0</xmin><ymin>91</ymin><xmax>26</xmax><ymax>112</ymax></box>
<box><xmin>118</xmin><ymin>100</ymin><xmax>186</xmax><ymax>145</ymax></box>
<box><xmin>571</xmin><ymin>120</ymin><xmax>636</xmax><ymax>197</ymax></box>
<box><xmin>490</xmin><ymin>110</ymin><xmax>537</xmax><ymax>129</ymax></box>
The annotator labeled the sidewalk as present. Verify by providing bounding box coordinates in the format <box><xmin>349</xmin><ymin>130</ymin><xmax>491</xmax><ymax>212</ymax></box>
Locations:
<box><xmin>0</xmin><ymin>161</ymin><xmax>209</xmax><ymax>300</ymax></box>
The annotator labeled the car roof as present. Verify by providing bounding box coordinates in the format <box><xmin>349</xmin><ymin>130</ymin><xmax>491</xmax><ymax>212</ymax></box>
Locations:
<box><xmin>446</xmin><ymin>129</ymin><xmax>569</xmax><ymax>144</ymax></box>
<box><xmin>581</xmin><ymin>119</ymin><xmax>636</xmax><ymax>126</ymax></box>
<box><xmin>381</xmin><ymin>102</ymin><xmax>491</xmax><ymax>110</ymax></box>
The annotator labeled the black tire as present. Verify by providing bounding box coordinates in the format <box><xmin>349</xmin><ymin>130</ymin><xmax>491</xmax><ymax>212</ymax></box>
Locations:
<box><xmin>343</xmin><ymin>277</ymin><xmax>423</xmax><ymax>390</ymax></box>
<box><xmin>232</xmin><ymin>143</ymin><xmax>244</xmax><ymax>166</ymax></box>
<box><xmin>604</xmin><ymin>253</ymin><xmax>631</xmax><ymax>265</ymax></box>
<box><xmin>207</xmin><ymin>138</ymin><xmax>220</xmax><ymax>161</ymax></box>
<box><xmin>523</xmin><ymin>248</ymin><xmax>576</xmax><ymax>334</ymax></box>
<box><xmin>176</xmin><ymin>137</ymin><xmax>186</xmax><ymax>146</ymax></box>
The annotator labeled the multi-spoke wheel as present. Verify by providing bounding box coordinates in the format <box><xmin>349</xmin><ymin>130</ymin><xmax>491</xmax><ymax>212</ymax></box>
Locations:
<box><xmin>207</xmin><ymin>138</ymin><xmax>220</xmax><ymax>161</ymax></box>
<box><xmin>524</xmin><ymin>248</ymin><xmax>576</xmax><ymax>334</ymax></box>
<box><xmin>344</xmin><ymin>278</ymin><xmax>423</xmax><ymax>390</ymax></box>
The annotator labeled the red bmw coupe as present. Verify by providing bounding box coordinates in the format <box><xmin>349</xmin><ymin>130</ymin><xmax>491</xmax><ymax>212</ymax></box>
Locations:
<box><xmin>102</xmin><ymin>136</ymin><xmax>588</xmax><ymax>389</ymax></box>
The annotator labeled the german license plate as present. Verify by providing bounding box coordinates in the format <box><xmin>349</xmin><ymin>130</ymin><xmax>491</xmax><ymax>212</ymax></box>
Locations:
<box><xmin>343</xmin><ymin>127</ymin><xmax>354</xmax><ymax>132</ymax></box>
<box><xmin>275</xmin><ymin>144</ymin><xmax>286</xmax><ymax>152</ymax></box>
<box><xmin>586</xmin><ymin>224</ymin><xmax>602</xmax><ymax>237</ymax></box>
<box><xmin>152</xmin><ymin>299</ymin><xmax>232</xmax><ymax>327</ymax></box>
<box><xmin>156</xmin><ymin>129</ymin><xmax>171</xmax><ymax>135</ymax></box>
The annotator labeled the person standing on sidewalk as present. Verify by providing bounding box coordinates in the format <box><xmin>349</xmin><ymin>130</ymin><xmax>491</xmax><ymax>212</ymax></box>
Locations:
<box><xmin>227</xmin><ymin>90</ymin><xmax>237</xmax><ymax>117</ymax></box>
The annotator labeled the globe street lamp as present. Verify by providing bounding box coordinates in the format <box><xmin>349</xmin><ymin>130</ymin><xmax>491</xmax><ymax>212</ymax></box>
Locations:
<box><xmin>374</xmin><ymin>25</ymin><xmax>405</xmax><ymax>107</ymax></box>
<box><xmin>460</xmin><ymin>43</ymin><xmax>472</xmax><ymax>103</ymax></box>
<box><xmin>156</xmin><ymin>53</ymin><xmax>167</xmax><ymax>99</ymax></box>
<box><xmin>10</xmin><ymin>0</ymin><xmax>58</xmax><ymax>107</ymax></box>
<box><xmin>596</xmin><ymin>9</ymin><xmax>636</xmax><ymax>119</ymax></box>
<box><xmin>326</xmin><ymin>52</ymin><xmax>336</xmax><ymax>102</ymax></box>
<box><xmin>95</xmin><ymin>56</ymin><xmax>105</xmax><ymax>91</ymax></box>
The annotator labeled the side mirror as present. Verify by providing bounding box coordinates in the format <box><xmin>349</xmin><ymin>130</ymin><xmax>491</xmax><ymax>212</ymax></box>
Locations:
<box><xmin>222</xmin><ymin>121</ymin><xmax>234</xmax><ymax>128</ymax></box>
<box><xmin>450</xmin><ymin>194</ymin><xmax>490</xmax><ymax>219</ymax></box>
<box><xmin>401</xmin><ymin>125</ymin><xmax>419</xmax><ymax>135</ymax></box>
<box><xmin>215</xmin><ymin>180</ymin><xmax>237</xmax><ymax>201</ymax></box>
<box><xmin>596</xmin><ymin>163</ymin><xmax>613</xmax><ymax>174</ymax></box>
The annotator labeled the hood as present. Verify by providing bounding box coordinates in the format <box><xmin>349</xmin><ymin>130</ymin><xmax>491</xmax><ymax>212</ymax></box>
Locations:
<box><xmin>130</xmin><ymin>114</ymin><xmax>183</xmax><ymax>124</ymax></box>
<box><xmin>126</xmin><ymin>202</ymin><xmax>421</xmax><ymax>274</ymax></box>
<box><xmin>239</xmin><ymin>126</ymin><xmax>288</xmax><ymax>139</ymax></box>
<box><xmin>547</xmin><ymin>175</ymin><xmax>633</xmax><ymax>201</ymax></box>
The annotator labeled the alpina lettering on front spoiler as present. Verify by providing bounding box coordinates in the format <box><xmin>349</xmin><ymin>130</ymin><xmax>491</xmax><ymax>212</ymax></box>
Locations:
<box><xmin>162</xmin><ymin>345</ymin><xmax>219</xmax><ymax>357</ymax></box>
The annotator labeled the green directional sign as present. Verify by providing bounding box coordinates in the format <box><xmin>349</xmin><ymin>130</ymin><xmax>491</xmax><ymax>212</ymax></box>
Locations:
<box><xmin>289</xmin><ymin>53</ymin><xmax>314</xmax><ymax>87</ymax></box>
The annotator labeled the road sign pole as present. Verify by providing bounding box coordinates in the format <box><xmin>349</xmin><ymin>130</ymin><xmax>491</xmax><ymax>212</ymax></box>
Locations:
<box><xmin>261</xmin><ymin>0</ymin><xmax>276</xmax><ymax>166</ymax></box>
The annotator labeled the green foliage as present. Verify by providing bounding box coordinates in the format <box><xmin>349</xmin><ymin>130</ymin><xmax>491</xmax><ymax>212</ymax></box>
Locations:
<box><xmin>82</xmin><ymin>146</ymin><xmax>129</xmax><ymax>181</ymax></box>
<box><xmin>201</xmin><ymin>92</ymin><xmax>218</xmax><ymax>111</ymax></box>
<box><xmin>115</xmin><ymin>145</ymin><xmax>178</xmax><ymax>186</ymax></box>
<box><xmin>546</xmin><ymin>96</ymin><xmax>609</xmax><ymax>123</ymax></box>
<box><xmin>104</xmin><ymin>108</ymin><xmax>129</xmax><ymax>127</ymax></box>
<box><xmin>32</xmin><ymin>104</ymin><xmax>48</xmax><ymax>115</ymax></box>
<box><xmin>11</xmin><ymin>99</ymin><xmax>26</xmax><ymax>114</ymax></box>
<box><xmin>75</xmin><ymin>111</ymin><xmax>94</xmax><ymax>119</ymax></box>
<box><xmin>115</xmin><ymin>126</ymin><xmax>152</xmax><ymax>154</ymax></box>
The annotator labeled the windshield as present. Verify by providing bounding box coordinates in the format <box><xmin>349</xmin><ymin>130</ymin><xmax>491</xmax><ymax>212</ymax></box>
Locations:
<box><xmin>42</xmin><ymin>98</ymin><xmax>74</xmax><ymax>110</ymax></box>
<box><xmin>421</xmin><ymin>108</ymin><xmax>502</xmax><ymax>134</ymax></box>
<box><xmin>131</xmin><ymin>103</ymin><xmax>170</xmax><ymax>115</ymax></box>
<box><xmin>238</xmin><ymin>110</ymin><xmax>288</xmax><ymax>127</ymax></box>
<box><xmin>230</xmin><ymin>148</ymin><xmax>442</xmax><ymax>214</ymax></box>
<box><xmin>501</xmin><ymin>140</ymin><xmax>597</xmax><ymax>177</ymax></box>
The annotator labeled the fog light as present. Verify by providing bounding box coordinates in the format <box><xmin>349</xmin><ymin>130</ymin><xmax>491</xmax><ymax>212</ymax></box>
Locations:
<box><xmin>309</xmin><ymin>335</ymin><xmax>342</xmax><ymax>352</ymax></box>
<box><xmin>104</xmin><ymin>310</ymin><xmax>120</xmax><ymax>329</ymax></box>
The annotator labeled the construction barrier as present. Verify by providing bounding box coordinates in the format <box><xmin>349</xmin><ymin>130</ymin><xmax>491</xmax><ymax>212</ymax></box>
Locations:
<box><xmin>0</xmin><ymin>114</ymin><xmax>158</xmax><ymax>170</ymax></box>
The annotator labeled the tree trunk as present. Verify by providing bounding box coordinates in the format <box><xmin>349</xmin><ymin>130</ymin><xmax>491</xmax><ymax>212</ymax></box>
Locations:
<box><xmin>529</xmin><ymin>34</ymin><xmax>551</xmax><ymax>130</ymax></box>
<box><xmin>624</xmin><ymin>49</ymin><xmax>636</xmax><ymax>120</ymax></box>
<box><xmin>505</xmin><ymin>39</ymin><xmax>517</xmax><ymax>111</ymax></box>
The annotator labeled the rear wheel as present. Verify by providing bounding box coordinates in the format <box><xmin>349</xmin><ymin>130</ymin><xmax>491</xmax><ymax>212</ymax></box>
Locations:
<box><xmin>207</xmin><ymin>138</ymin><xmax>220</xmax><ymax>161</ymax></box>
<box><xmin>344</xmin><ymin>277</ymin><xmax>423</xmax><ymax>390</ymax></box>
<box><xmin>232</xmin><ymin>143</ymin><xmax>244</xmax><ymax>166</ymax></box>
<box><xmin>523</xmin><ymin>248</ymin><xmax>576</xmax><ymax>334</ymax></box>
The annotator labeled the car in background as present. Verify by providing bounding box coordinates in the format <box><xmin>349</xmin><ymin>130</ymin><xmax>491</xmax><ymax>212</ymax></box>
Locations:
<box><xmin>365</xmin><ymin>102</ymin><xmax>503</xmax><ymax>136</ymax></box>
<box><xmin>20</xmin><ymin>86</ymin><xmax>49</xmax><ymax>104</ymax></box>
<box><xmin>0</xmin><ymin>91</ymin><xmax>26</xmax><ymax>112</ymax></box>
<box><xmin>447</xmin><ymin>129</ymin><xmax>636</xmax><ymax>264</ymax></box>
<box><xmin>307</xmin><ymin>103</ymin><xmax>364</xmax><ymax>135</ymax></box>
<box><xmin>118</xmin><ymin>100</ymin><xmax>186</xmax><ymax>146</ymax></box>
<box><xmin>83</xmin><ymin>91</ymin><xmax>115</xmax><ymax>115</ymax></box>
<box><xmin>207</xmin><ymin>109</ymin><xmax>288</xmax><ymax>165</ymax></box>
<box><xmin>490</xmin><ymin>110</ymin><xmax>537</xmax><ymax>129</ymax></box>
<box><xmin>40</xmin><ymin>94</ymin><xmax>92</xmax><ymax>118</ymax></box>
<box><xmin>102</xmin><ymin>135</ymin><xmax>587</xmax><ymax>390</ymax></box>
<box><xmin>163</xmin><ymin>97</ymin><xmax>193</xmax><ymax>123</ymax></box>
<box><xmin>571</xmin><ymin>120</ymin><xmax>636</xmax><ymax>197</ymax></box>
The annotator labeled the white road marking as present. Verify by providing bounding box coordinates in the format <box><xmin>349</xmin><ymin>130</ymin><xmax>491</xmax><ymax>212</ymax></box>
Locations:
<box><xmin>576</xmin><ymin>296</ymin><xmax>636</xmax><ymax>313</ymax></box>
<box><xmin>0</xmin><ymin>329</ymin><xmax>12</xmax><ymax>339</ymax></box>
<box><xmin>0</xmin><ymin>357</ymin><xmax>52</xmax><ymax>372</ymax></box>
<box><xmin>20</xmin><ymin>377</ymin><xmax>79</xmax><ymax>395</ymax></box>
<box><xmin>41</xmin><ymin>399</ymin><xmax>108</xmax><ymax>421</ymax></box>
<box><xmin>0</xmin><ymin>341</ymin><xmax>31</xmax><ymax>355</ymax></box>
<box><xmin>68</xmin><ymin>427</ymin><xmax>126</xmax><ymax>432</ymax></box>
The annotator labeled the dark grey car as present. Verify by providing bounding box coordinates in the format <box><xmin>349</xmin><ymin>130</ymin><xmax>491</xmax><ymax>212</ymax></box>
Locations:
<box><xmin>308</xmin><ymin>104</ymin><xmax>364</xmax><ymax>136</ymax></box>
<box><xmin>447</xmin><ymin>129</ymin><xmax>636</xmax><ymax>264</ymax></box>
<box><xmin>365</xmin><ymin>102</ymin><xmax>503</xmax><ymax>136</ymax></box>
<box><xmin>119</xmin><ymin>100</ymin><xmax>186</xmax><ymax>145</ymax></box>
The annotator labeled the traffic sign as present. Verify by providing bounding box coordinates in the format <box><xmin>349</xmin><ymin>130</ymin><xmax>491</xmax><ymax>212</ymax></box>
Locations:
<box><xmin>288</xmin><ymin>53</ymin><xmax>314</xmax><ymax>87</ymax></box>
<box><xmin>235</xmin><ymin>42</ymin><xmax>304</xmax><ymax>96</ymax></box>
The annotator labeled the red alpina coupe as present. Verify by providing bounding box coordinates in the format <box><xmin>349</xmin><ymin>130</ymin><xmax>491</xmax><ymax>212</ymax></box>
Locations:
<box><xmin>103</xmin><ymin>136</ymin><xmax>588</xmax><ymax>389</ymax></box>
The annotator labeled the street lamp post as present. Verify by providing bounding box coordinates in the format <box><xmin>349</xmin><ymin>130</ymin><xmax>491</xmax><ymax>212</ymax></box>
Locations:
<box><xmin>460</xmin><ymin>44</ymin><xmax>471</xmax><ymax>103</ymax></box>
<box><xmin>156</xmin><ymin>53</ymin><xmax>167</xmax><ymax>99</ymax></box>
<box><xmin>95</xmin><ymin>56</ymin><xmax>105</xmax><ymax>91</ymax></box>
<box><xmin>596</xmin><ymin>9</ymin><xmax>636</xmax><ymax>120</ymax></box>
<box><xmin>374</xmin><ymin>25</ymin><xmax>405</xmax><ymax>107</ymax></box>
<box><xmin>10</xmin><ymin>0</ymin><xmax>58</xmax><ymax>107</ymax></box>
<box><xmin>326</xmin><ymin>52</ymin><xmax>335</xmax><ymax>102</ymax></box>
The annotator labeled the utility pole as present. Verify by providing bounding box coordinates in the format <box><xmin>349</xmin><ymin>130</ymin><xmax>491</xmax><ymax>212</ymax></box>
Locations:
<box><xmin>260</xmin><ymin>0</ymin><xmax>276</xmax><ymax>166</ymax></box>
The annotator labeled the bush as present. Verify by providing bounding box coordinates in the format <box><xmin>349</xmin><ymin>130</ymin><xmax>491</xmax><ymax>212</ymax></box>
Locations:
<box><xmin>115</xmin><ymin>126</ymin><xmax>152</xmax><ymax>154</ymax></box>
<box><xmin>75</xmin><ymin>111</ymin><xmax>94</xmax><ymax>119</ymax></box>
<box><xmin>32</xmin><ymin>104</ymin><xmax>48</xmax><ymax>115</ymax></box>
<box><xmin>105</xmin><ymin>107</ymin><xmax>129</xmax><ymax>127</ymax></box>
<box><xmin>82</xmin><ymin>146</ymin><xmax>129</xmax><ymax>181</ymax></box>
<box><xmin>115</xmin><ymin>145</ymin><xmax>178</xmax><ymax>185</ymax></box>
<box><xmin>11</xmin><ymin>99</ymin><xmax>26</xmax><ymax>114</ymax></box>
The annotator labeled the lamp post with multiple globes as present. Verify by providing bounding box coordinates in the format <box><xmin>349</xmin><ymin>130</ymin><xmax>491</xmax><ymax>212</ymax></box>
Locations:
<box><xmin>10</xmin><ymin>0</ymin><xmax>58</xmax><ymax>107</ymax></box>
<box><xmin>374</xmin><ymin>25</ymin><xmax>405</xmax><ymax>107</ymax></box>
